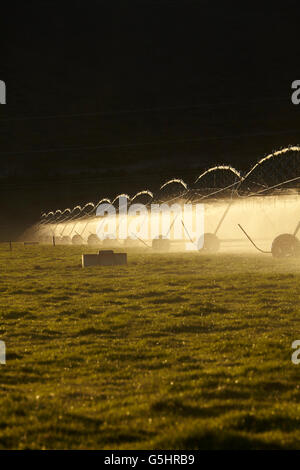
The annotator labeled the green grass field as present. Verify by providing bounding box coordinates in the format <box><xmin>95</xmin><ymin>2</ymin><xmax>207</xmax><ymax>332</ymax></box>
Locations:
<box><xmin>1</xmin><ymin>243</ymin><xmax>300</xmax><ymax>449</ymax></box>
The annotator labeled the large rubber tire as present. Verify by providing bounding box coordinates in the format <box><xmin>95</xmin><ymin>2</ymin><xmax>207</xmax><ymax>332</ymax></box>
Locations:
<box><xmin>198</xmin><ymin>233</ymin><xmax>220</xmax><ymax>253</ymax></box>
<box><xmin>102</xmin><ymin>237</ymin><xmax>119</xmax><ymax>247</ymax></box>
<box><xmin>72</xmin><ymin>234</ymin><xmax>83</xmax><ymax>245</ymax></box>
<box><xmin>271</xmin><ymin>234</ymin><xmax>300</xmax><ymax>258</ymax></box>
<box><xmin>87</xmin><ymin>234</ymin><xmax>101</xmax><ymax>246</ymax></box>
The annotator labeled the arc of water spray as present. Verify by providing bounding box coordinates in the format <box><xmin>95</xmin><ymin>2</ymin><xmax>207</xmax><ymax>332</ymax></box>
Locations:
<box><xmin>243</xmin><ymin>146</ymin><xmax>300</xmax><ymax>182</ymax></box>
<box><xmin>194</xmin><ymin>165</ymin><xmax>242</xmax><ymax>184</ymax></box>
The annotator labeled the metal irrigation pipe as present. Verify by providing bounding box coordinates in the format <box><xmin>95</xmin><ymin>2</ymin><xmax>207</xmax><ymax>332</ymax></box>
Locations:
<box><xmin>237</xmin><ymin>224</ymin><xmax>271</xmax><ymax>254</ymax></box>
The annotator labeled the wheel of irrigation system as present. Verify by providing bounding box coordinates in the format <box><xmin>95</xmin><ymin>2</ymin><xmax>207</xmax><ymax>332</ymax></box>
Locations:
<box><xmin>102</xmin><ymin>237</ymin><xmax>119</xmax><ymax>247</ymax></box>
<box><xmin>197</xmin><ymin>233</ymin><xmax>220</xmax><ymax>253</ymax></box>
<box><xmin>87</xmin><ymin>234</ymin><xmax>101</xmax><ymax>246</ymax></box>
<box><xmin>271</xmin><ymin>234</ymin><xmax>300</xmax><ymax>258</ymax></box>
<box><xmin>72</xmin><ymin>234</ymin><xmax>83</xmax><ymax>245</ymax></box>
<box><xmin>124</xmin><ymin>238</ymin><xmax>140</xmax><ymax>247</ymax></box>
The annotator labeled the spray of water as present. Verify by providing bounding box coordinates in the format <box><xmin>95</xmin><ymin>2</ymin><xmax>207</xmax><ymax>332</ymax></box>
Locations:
<box><xmin>195</xmin><ymin>165</ymin><xmax>242</xmax><ymax>184</ymax></box>
<box><xmin>26</xmin><ymin>146</ymin><xmax>300</xmax><ymax>252</ymax></box>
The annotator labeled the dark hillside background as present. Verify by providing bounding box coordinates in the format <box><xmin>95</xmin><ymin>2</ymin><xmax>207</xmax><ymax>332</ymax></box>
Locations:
<box><xmin>1</xmin><ymin>1</ymin><xmax>300</xmax><ymax>239</ymax></box>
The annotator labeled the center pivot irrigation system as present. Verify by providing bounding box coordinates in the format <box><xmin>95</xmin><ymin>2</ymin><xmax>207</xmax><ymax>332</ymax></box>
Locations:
<box><xmin>25</xmin><ymin>146</ymin><xmax>300</xmax><ymax>258</ymax></box>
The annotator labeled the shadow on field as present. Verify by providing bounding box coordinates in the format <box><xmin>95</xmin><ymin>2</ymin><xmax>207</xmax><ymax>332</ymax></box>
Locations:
<box><xmin>232</xmin><ymin>413</ymin><xmax>300</xmax><ymax>433</ymax></box>
<box><xmin>150</xmin><ymin>397</ymin><xmax>234</xmax><ymax>418</ymax></box>
<box><xmin>156</xmin><ymin>430</ymin><xmax>284</xmax><ymax>450</ymax></box>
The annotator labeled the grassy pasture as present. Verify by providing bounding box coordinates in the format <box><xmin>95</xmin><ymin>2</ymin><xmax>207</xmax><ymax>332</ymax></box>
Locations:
<box><xmin>0</xmin><ymin>243</ymin><xmax>300</xmax><ymax>449</ymax></box>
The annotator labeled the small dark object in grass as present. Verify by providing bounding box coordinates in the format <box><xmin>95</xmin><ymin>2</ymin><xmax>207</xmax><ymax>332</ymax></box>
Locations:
<box><xmin>82</xmin><ymin>250</ymin><xmax>127</xmax><ymax>267</ymax></box>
